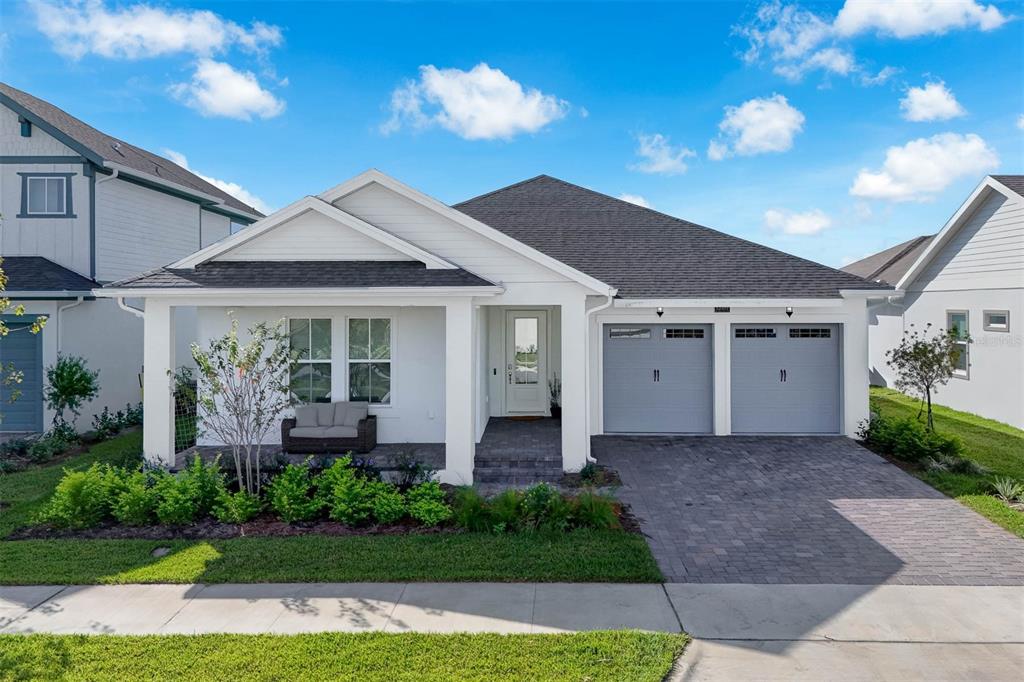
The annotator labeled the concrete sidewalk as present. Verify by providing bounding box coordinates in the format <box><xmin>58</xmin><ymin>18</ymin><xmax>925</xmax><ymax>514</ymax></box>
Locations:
<box><xmin>3</xmin><ymin>583</ymin><xmax>1022</xmax><ymax>680</ymax></box>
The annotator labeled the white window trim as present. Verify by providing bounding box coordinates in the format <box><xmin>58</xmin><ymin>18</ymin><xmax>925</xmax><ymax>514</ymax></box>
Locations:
<box><xmin>946</xmin><ymin>310</ymin><xmax>970</xmax><ymax>380</ymax></box>
<box><xmin>288</xmin><ymin>318</ymin><xmax>333</xmax><ymax>404</ymax></box>
<box><xmin>345</xmin><ymin>314</ymin><xmax>396</xmax><ymax>407</ymax></box>
<box><xmin>983</xmin><ymin>309</ymin><xmax>1010</xmax><ymax>333</ymax></box>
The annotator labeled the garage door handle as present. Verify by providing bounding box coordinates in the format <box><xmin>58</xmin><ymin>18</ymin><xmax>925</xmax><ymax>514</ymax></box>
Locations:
<box><xmin>653</xmin><ymin>369</ymin><xmax>660</xmax><ymax>382</ymax></box>
<box><xmin>782</xmin><ymin>369</ymin><xmax>787</xmax><ymax>382</ymax></box>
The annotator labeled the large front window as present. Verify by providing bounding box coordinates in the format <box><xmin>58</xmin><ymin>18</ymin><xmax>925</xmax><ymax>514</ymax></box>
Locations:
<box><xmin>289</xmin><ymin>319</ymin><xmax>332</xmax><ymax>403</ymax></box>
<box><xmin>946</xmin><ymin>311</ymin><xmax>969</xmax><ymax>378</ymax></box>
<box><xmin>348</xmin><ymin>318</ymin><xmax>391</xmax><ymax>404</ymax></box>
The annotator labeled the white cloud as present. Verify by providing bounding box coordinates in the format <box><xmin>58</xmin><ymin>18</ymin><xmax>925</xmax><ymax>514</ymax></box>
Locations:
<box><xmin>850</xmin><ymin>132</ymin><xmax>998</xmax><ymax>202</ymax></box>
<box><xmin>163</xmin><ymin>149</ymin><xmax>272</xmax><ymax>215</ymax></box>
<box><xmin>737</xmin><ymin>1</ymin><xmax>1008</xmax><ymax>83</ymax></box>
<box><xmin>859</xmin><ymin>65</ymin><xmax>900</xmax><ymax>86</ymax></box>
<box><xmin>900</xmin><ymin>81</ymin><xmax>966</xmax><ymax>122</ymax></box>
<box><xmin>30</xmin><ymin>0</ymin><xmax>282</xmax><ymax>60</ymax></box>
<box><xmin>618</xmin><ymin>193</ymin><xmax>651</xmax><ymax>208</ymax></box>
<box><xmin>764</xmin><ymin>208</ymin><xmax>832</xmax><ymax>235</ymax></box>
<box><xmin>170</xmin><ymin>59</ymin><xmax>284</xmax><ymax>121</ymax></box>
<box><xmin>1017</xmin><ymin>114</ymin><xmax>1024</xmax><ymax>130</ymax></box>
<box><xmin>835</xmin><ymin>0</ymin><xmax>1008</xmax><ymax>38</ymax></box>
<box><xmin>381</xmin><ymin>63</ymin><xmax>569</xmax><ymax>140</ymax></box>
<box><xmin>628</xmin><ymin>133</ymin><xmax>696</xmax><ymax>175</ymax></box>
<box><xmin>708</xmin><ymin>94</ymin><xmax>805</xmax><ymax>159</ymax></box>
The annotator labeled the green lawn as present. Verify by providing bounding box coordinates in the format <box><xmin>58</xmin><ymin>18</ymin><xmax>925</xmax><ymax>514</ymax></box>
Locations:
<box><xmin>870</xmin><ymin>387</ymin><xmax>1024</xmax><ymax>538</ymax></box>
<box><xmin>0</xmin><ymin>631</ymin><xmax>687</xmax><ymax>682</ymax></box>
<box><xmin>0</xmin><ymin>432</ymin><xmax>661</xmax><ymax>585</ymax></box>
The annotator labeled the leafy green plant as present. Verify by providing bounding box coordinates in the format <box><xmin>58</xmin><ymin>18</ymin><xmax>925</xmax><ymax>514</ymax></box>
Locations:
<box><xmin>111</xmin><ymin>470</ymin><xmax>160</xmax><ymax>526</ymax></box>
<box><xmin>39</xmin><ymin>463</ymin><xmax>116</xmax><ymax>529</ymax></box>
<box><xmin>925</xmin><ymin>452</ymin><xmax>990</xmax><ymax>476</ymax></box>
<box><xmin>153</xmin><ymin>474</ymin><xmax>201</xmax><ymax>525</ymax></box>
<box><xmin>452</xmin><ymin>487</ymin><xmax>493</xmax><ymax>532</ymax></box>
<box><xmin>885</xmin><ymin>324</ymin><xmax>965</xmax><ymax>431</ymax></box>
<box><xmin>213</xmin><ymin>490</ymin><xmax>262</xmax><ymax>524</ymax></box>
<box><xmin>394</xmin><ymin>452</ymin><xmax>435</xmax><ymax>491</ymax></box>
<box><xmin>859</xmin><ymin>414</ymin><xmax>964</xmax><ymax>463</ymax></box>
<box><xmin>406</xmin><ymin>481</ymin><xmax>452</xmax><ymax>526</ymax></box>
<box><xmin>44</xmin><ymin>354</ymin><xmax>99</xmax><ymax>427</ymax></box>
<box><xmin>177</xmin><ymin>455</ymin><xmax>225</xmax><ymax>517</ymax></box>
<box><xmin>316</xmin><ymin>458</ymin><xmax>375</xmax><ymax>525</ymax></box>
<box><xmin>266</xmin><ymin>463</ymin><xmax>322</xmax><ymax>523</ymax></box>
<box><xmin>521</xmin><ymin>483</ymin><xmax>559</xmax><ymax>530</ymax></box>
<box><xmin>992</xmin><ymin>477</ymin><xmax>1024</xmax><ymax>503</ymax></box>
<box><xmin>571</xmin><ymin>491</ymin><xmax>620</xmax><ymax>530</ymax></box>
<box><xmin>488</xmin><ymin>489</ymin><xmax>523</xmax><ymax>533</ymax></box>
<box><xmin>370</xmin><ymin>482</ymin><xmax>407</xmax><ymax>525</ymax></box>
<box><xmin>26</xmin><ymin>431</ymin><xmax>71</xmax><ymax>463</ymax></box>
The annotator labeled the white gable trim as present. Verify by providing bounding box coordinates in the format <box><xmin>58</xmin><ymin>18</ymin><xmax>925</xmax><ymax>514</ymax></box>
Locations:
<box><xmin>896</xmin><ymin>176</ymin><xmax>1022</xmax><ymax>290</ymax></box>
<box><xmin>171</xmin><ymin>196</ymin><xmax>457</xmax><ymax>270</ymax></box>
<box><xmin>320</xmin><ymin>170</ymin><xmax>616</xmax><ymax>295</ymax></box>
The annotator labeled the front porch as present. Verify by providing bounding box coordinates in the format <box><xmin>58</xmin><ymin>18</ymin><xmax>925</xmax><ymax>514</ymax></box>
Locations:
<box><xmin>174</xmin><ymin>417</ymin><xmax>562</xmax><ymax>485</ymax></box>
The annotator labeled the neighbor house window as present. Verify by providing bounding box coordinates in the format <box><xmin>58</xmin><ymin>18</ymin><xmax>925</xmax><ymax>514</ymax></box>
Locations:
<box><xmin>946</xmin><ymin>311</ymin><xmax>969</xmax><ymax>378</ymax></box>
<box><xmin>983</xmin><ymin>310</ymin><xmax>1009</xmax><ymax>332</ymax></box>
<box><xmin>289</xmin><ymin>319</ymin><xmax>332</xmax><ymax>403</ymax></box>
<box><xmin>17</xmin><ymin>173</ymin><xmax>75</xmax><ymax>218</ymax></box>
<box><xmin>348</xmin><ymin>318</ymin><xmax>391</xmax><ymax>404</ymax></box>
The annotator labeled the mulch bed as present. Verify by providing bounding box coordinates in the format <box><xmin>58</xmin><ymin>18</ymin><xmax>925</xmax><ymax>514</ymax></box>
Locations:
<box><xmin>560</xmin><ymin>465</ymin><xmax>622</xmax><ymax>489</ymax></box>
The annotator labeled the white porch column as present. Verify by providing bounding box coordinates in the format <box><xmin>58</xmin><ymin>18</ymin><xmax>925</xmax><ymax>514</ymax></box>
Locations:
<box><xmin>142</xmin><ymin>300</ymin><xmax>176</xmax><ymax>467</ymax></box>
<box><xmin>712</xmin><ymin>320</ymin><xmax>731</xmax><ymax>435</ymax></box>
<box><xmin>441</xmin><ymin>297</ymin><xmax>475</xmax><ymax>485</ymax></box>
<box><xmin>843</xmin><ymin>302</ymin><xmax>870</xmax><ymax>437</ymax></box>
<box><xmin>560</xmin><ymin>296</ymin><xmax>588</xmax><ymax>472</ymax></box>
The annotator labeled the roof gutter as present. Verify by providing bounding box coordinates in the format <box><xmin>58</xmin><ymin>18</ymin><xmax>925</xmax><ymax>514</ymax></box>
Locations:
<box><xmin>5</xmin><ymin>291</ymin><xmax>96</xmax><ymax>300</ymax></box>
<box><xmin>95</xmin><ymin>285</ymin><xmax>507</xmax><ymax>298</ymax></box>
<box><xmin>102</xmin><ymin>161</ymin><xmax>260</xmax><ymax>222</ymax></box>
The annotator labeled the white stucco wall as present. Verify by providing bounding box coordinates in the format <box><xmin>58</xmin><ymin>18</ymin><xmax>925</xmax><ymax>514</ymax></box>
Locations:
<box><xmin>195</xmin><ymin>305</ymin><xmax>446</xmax><ymax>445</ymax></box>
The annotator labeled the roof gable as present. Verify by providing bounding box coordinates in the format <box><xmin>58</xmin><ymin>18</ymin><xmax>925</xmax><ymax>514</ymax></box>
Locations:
<box><xmin>173</xmin><ymin>196</ymin><xmax>456</xmax><ymax>270</ymax></box>
<box><xmin>456</xmin><ymin>175</ymin><xmax>887</xmax><ymax>299</ymax></box>
<box><xmin>0</xmin><ymin>82</ymin><xmax>261</xmax><ymax>219</ymax></box>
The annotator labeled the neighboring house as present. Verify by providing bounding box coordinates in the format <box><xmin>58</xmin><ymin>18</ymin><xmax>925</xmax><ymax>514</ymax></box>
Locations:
<box><xmin>0</xmin><ymin>82</ymin><xmax>262</xmax><ymax>434</ymax></box>
<box><xmin>843</xmin><ymin>175</ymin><xmax>1023</xmax><ymax>429</ymax></box>
<box><xmin>101</xmin><ymin>169</ymin><xmax>889</xmax><ymax>483</ymax></box>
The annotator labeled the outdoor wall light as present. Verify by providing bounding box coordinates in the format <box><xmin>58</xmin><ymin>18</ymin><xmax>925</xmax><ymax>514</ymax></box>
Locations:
<box><xmin>656</xmin><ymin>307</ymin><xmax>664</xmax><ymax>317</ymax></box>
<box><xmin>786</xmin><ymin>306</ymin><xmax>794</xmax><ymax>318</ymax></box>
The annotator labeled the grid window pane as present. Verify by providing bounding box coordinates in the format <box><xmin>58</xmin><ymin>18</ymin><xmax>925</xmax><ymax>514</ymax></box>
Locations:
<box><xmin>27</xmin><ymin>178</ymin><xmax>46</xmax><ymax>213</ymax></box>
<box><xmin>289</xmin><ymin>319</ymin><xmax>311</xmax><ymax>360</ymax></box>
<box><xmin>948</xmin><ymin>312</ymin><xmax>968</xmax><ymax>339</ymax></box>
<box><xmin>289</xmin><ymin>364</ymin><xmax>312</xmax><ymax>403</ymax></box>
<box><xmin>310</xmin><ymin>363</ymin><xmax>332</xmax><ymax>402</ymax></box>
<box><xmin>310</xmin><ymin>319</ymin><xmax>331</xmax><ymax>360</ymax></box>
<box><xmin>370</xmin><ymin>318</ymin><xmax>391</xmax><ymax>359</ymax></box>
<box><xmin>349</xmin><ymin>318</ymin><xmax>370</xmax><ymax>360</ymax></box>
<box><xmin>369</xmin><ymin>362</ymin><xmax>391</xmax><ymax>403</ymax></box>
<box><xmin>953</xmin><ymin>343</ymin><xmax>968</xmax><ymax>372</ymax></box>
<box><xmin>45</xmin><ymin>178</ymin><xmax>65</xmax><ymax>213</ymax></box>
<box><xmin>349</xmin><ymin>362</ymin><xmax>371</xmax><ymax>402</ymax></box>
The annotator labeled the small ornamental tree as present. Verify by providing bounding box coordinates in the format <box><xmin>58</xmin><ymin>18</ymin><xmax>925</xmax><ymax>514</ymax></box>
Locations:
<box><xmin>885</xmin><ymin>323</ymin><xmax>964</xmax><ymax>431</ymax></box>
<box><xmin>191</xmin><ymin>317</ymin><xmax>293</xmax><ymax>495</ymax></box>
<box><xmin>44</xmin><ymin>355</ymin><xmax>100</xmax><ymax>427</ymax></box>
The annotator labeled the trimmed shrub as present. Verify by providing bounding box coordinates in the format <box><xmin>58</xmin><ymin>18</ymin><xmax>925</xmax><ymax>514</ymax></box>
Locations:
<box><xmin>452</xmin><ymin>487</ymin><xmax>493</xmax><ymax>533</ymax></box>
<box><xmin>859</xmin><ymin>414</ymin><xmax>964</xmax><ymax>463</ymax></box>
<box><xmin>406</xmin><ymin>481</ymin><xmax>452</xmax><ymax>527</ymax></box>
<box><xmin>488</xmin><ymin>489</ymin><xmax>523</xmax><ymax>533</ymax></box>
<box><xmin>266</xmin><ymin>463</ymin><xmax>322</xmax><ymax>523</ymax></box>
<box><xmin>153</xmin><ymin>475</ymin><xmax>200</xmax><ymax>525</ymax></box>
<box><xmin>39</xmin><ymin>464</ymin><xmax>117</xmax><ymax>529</ymax></box>
<box><xmin>44</xmin><ymin>354</ymin><xmax>99</xmax><ymax>426</ymax></box>
<box><xmin>213</xmin><ymin>490</ymin><xmax>262</xmax><ymax>524</ymax></box>
<box><xmin>111</xmin><ymin>470</ymin><xmax>160</xmax><ymax>526</ymax></box>
<box><xmin>370</xmin><ymin>482</ymin><xmax>407</xmax><ymax>525</ymax></box>
<box><xmin>177</xmin><ymin>456</ymin><xmax>226</xmax><ymax>517</ymax></box>
<box><xmin>317</xmin><ymin>458</ymin><xmax>375</xmax><ymax>525</ymax></box>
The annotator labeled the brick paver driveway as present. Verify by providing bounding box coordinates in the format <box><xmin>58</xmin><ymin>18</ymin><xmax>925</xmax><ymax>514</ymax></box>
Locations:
<box><xmin>593</xmin><ymin>436</ymin><xmax>1024</xmax><ymax>585</ymax></box>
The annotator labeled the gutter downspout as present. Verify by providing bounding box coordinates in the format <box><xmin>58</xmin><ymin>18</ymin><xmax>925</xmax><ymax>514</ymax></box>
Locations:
<box><xmin>56</xmin><ymin>297</ymin><xmax>84</xmax><ymax>352</ymax></box>
<box><xmin>583</xmin><ymin>292</ymin><xmax>616</xmax><ymax>463</ymax></box>
<box><xmin>117</xmin><ymin>296</ymin><xmax>145</xmax><ymax>319</ymax></box>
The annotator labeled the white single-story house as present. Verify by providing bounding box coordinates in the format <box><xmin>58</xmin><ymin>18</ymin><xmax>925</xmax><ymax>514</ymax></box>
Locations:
<box><xmin>843</xmin><ymin>174</ymin><xmax>1023</xmax><ymax>429</ymax></box>
<box><xmin>100</xmin><ymin>170</ymin><xmax>890</xmax><ymax>484</ymax></box>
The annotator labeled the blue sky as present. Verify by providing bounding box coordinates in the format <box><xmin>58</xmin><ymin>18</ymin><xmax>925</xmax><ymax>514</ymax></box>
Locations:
<box><xmin>3</xmin><ymin>0</ymin><xmax>1022</xmax><ymax>267</ymax></box>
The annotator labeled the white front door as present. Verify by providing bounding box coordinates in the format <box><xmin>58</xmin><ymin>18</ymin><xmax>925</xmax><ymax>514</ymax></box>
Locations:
<box><xmin>505</xmin><ymin>310</ymin><xmax>548</xmax><ymax>414</ymax></box>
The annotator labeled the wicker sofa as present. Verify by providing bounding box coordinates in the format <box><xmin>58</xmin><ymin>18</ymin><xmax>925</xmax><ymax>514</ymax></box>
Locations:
<box><xmin>281</xmin><ymin>401</ymin><xmax>377</xmax><ymax>454</ymax></box>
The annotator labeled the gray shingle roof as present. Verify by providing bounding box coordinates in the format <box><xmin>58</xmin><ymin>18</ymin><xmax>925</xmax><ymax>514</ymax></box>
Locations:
<box><xmin>109</xmin><ymin>261</ymin><xmax>496</xmax><ymax>289</ymax></box>
<box><xmin>0</xmin><ymin>82</ymin><xmax>262</xmax><ymax>219</ymax></box>
<box><xmin>1</xmin><ymin>256</ymin><xmax>97</xmax><ymax>292</ymax></box>
<box><xmin>840</xmin><ymin>235</ymin><xmax>934</xmax><ymax>286</ymax></box>
<box><xmin>992</xmin><ymin>175</ymin><xmax>1024</xmax><ymax>197</ymax></box>
<box><xmin>455</xmin><ymin>175</ymin><xmax>888</xmax><ymax>299</ymax></box>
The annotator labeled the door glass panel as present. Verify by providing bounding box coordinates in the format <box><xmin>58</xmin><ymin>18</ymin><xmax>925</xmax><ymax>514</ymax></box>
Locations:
<box><xmin>514</xmin><ymin>317</ymin><xmax>539</xmax><ymax>385</ymax></box>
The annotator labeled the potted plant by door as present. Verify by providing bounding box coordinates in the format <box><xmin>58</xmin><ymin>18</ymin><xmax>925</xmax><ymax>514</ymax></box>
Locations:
<box><xmin>548</xmin><ymin>374</ymin><xmax>562</xmax><ymax>420</ymax></box>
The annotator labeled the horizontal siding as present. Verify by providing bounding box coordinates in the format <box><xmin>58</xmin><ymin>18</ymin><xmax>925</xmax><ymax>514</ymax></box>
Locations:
<box><xmin>915</xmin><ymin>190</ymin><xmax>1024</xmax><ymax>292</ymax></box>
<box><xmin>334</xmin><ymin>182</ymin><xmax>570</xmax><ymax>283</ymax></box>
<box><xmin>217</xmin><ymin>208</ymin><xmax>411</xmax><ymax>261</ymax></box>
<box><xmin>0</xmin><ymin>163</ymin><xmax>91</xmax><ymax>277</ymax></box>
<box><xmin>200</xmin><ymin>210</ymin><xmax>231</xmax><ymax>248</ymax></box>
<box><xmin>95</xmin><ymin>178</ymin><xmax>201</xmax><ymax>282</ymax></box>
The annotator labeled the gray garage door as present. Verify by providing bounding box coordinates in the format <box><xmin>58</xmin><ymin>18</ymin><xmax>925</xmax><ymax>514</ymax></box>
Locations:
<box><xmin>603</xmin><ymin>324</ymin><xmax>713</xmax><ymax>433</ymax></box>
<box><xmin>730</xmin><ymin>324</ymin><xmax>840</xmax><ymax>434</ymax></box>
<box><xmin>0</xmin><ymin>316</ymin><xmax>44</xmax><ymax>432</ymax></box>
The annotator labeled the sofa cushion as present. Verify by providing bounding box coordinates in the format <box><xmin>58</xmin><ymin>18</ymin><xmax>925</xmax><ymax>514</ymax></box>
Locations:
<box><xmin>333</xmin><ymin>401</ymin><xmax>352</xmax><ymax>426</ymax></box>
<box><xmin>323</xmin><ymin>426</ymin><xmax>359</xmax><ymax>438</ymax></box>
<box><xmin>289</xmin><ymin>426</ymin><xmax>329</xmax><ymax>438</ymax></box>
<box><xmin>294</xmin><ymin>405</ymin><xmax>318</xmax><ymax>428</ymax></box>
<box><xmin>315</xmin><ymin>402</ymin><xmax>336</xmax><ymax>426</ymax></box>
<box><xmin>344</xmin><ymin>402</ymin><xmax>369</xmax><ymax>427</ymax></box>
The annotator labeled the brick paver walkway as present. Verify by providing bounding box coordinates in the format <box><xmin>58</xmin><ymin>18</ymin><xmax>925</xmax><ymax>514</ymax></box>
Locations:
<box><xmin>593</xmin><ymin>436</ymin><xmax>1024</xmax><ymax>585</ymax></box>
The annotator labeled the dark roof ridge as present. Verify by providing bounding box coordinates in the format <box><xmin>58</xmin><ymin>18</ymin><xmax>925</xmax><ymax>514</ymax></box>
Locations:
<box><xmin>452</xmin><ymin>174</ymin><xmax>551</xmax><ymax>207</ymax></box>
<box><xmin>865</xmin><ymin>234</ymin><xmax>932</xmax><ymax>281</ymax></box>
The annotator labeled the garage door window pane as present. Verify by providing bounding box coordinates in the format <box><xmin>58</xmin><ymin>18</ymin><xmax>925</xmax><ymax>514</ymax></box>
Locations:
<box><xmin>665</xmin><ymin>328</ymin><xmax>704</xmax><ymax>339</ymax></box>
<box><xmin>735</xmin><ymin>328</ymin><xmax>776</xmax><ymax>338</ymax></box>
<box><xmin>789</xmin><ymin>328</ymin><xmax>831</xmax><ymax>338</ymax></box>
<box><xmin>609</xmin><ymin>328</ymin><xmax>650</xmax><ymax>339</ymax></box>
